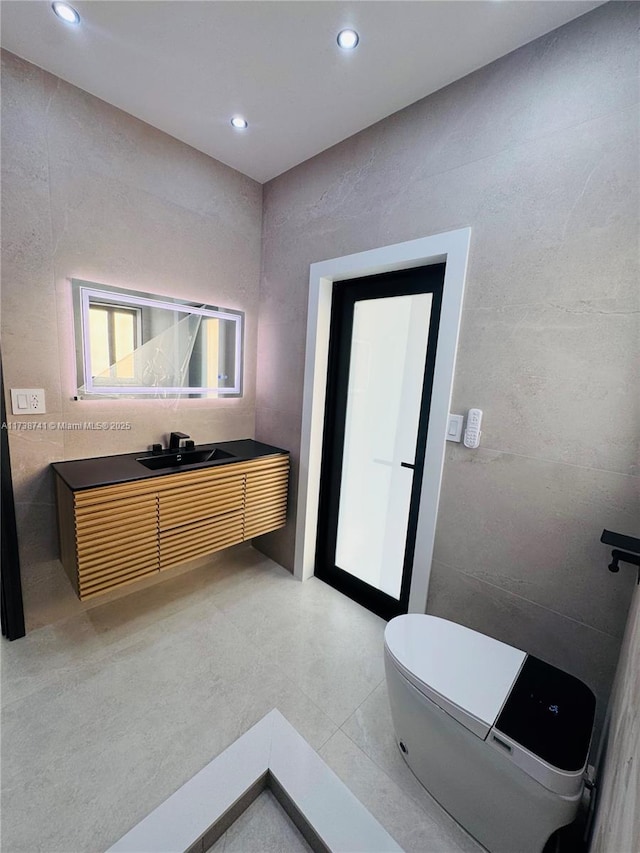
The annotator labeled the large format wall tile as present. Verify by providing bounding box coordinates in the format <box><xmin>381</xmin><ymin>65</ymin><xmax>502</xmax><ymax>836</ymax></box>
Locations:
<box><xmin>453</xmin><ymin>300</ymin><xmax>639</xmax><ymax>475</ymax></box>
<box><xmin>0</xmin><ymin>58</ymin><xmax>61</xmax><ymax>409</ymax></box>
<box><xmin>426</xmin><ymin>559</ymin><xmax>622</xmax><ymax>741</ymax></box>
<box><xmin>1</xmin><ymin>50</ymin><xmax>263</xmax><ymax>627</ymax></box>
<box><xmin>256</xmin><ymin>3</ymin><xmax>638</xmax><ymax>721</ymax></box>
<box><xmin>6</xmin><ymin>418</ymin><xmax>64</xmax><ymax>505</ymax></box>
<box><xmin>255</xmin><ymin>320</ymin><xmax>306</xmax><ymax>417</ymax></box>
<box><xmin>253</xmin><ymin>404</ymin><xmax>301</xmax><ymax>570</ymax></box>
<box><xmin>433</xmin><ymin>446</ymin><xmax>638</xmax><ymax>637</ymax></box>
<box><xmin>47</xmin><ymin>163</ymin><xmax>260</xmax><ymax>312</ymax></box>
<box><xmin>45</xmin><ymin>74</ymin><xmax>261</xmax><ymax>233</ymax></box>
<box><xmin>589</xmin><ymin>583</ymin><xmax>640</xmax><ymax>853</ymax></box>
<box><xmin>459</xmin><ymin>106</ymin><xmax>639</xmax><ymax>312</ymax></box>
<box><xmin>260</xmin><ymin>2</ymin><xmax>638</xmax><ymax>257</ymax></box>
<box><xmin>53</xmin><ymin>400</ymin><xmax>255</xmax><ymax>460</ymax></box>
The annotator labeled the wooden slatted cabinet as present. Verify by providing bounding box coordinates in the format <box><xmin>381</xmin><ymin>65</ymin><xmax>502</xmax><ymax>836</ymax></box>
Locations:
<box><xmin>55</xmin><ymin>453</ymin><xmax>289</xmax><ymax>600</ymax></box>
<box><xmin>56</xmin><ymin>479</ymin><xmax>160</xmax><ymax>600</ymax></box>
<box><xmin>158</xmin><ymin>465</ymin><xmax>245</xmax><ymax>570</ymax></box>
<box><xmin>245</xmin><ymin>454</ymin><xmax>289</xmax><ymax>539</ymax></box>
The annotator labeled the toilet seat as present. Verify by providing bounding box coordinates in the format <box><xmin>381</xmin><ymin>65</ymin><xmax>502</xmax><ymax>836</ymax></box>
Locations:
<box><xmin>384</xmin><ymin>615</ymin><xmax>526</xmax><ymax>739</ymax></box>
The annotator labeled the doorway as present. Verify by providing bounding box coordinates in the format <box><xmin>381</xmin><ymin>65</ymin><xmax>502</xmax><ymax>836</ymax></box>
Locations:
<box><xmin>294</xmin><ymin>228</ymin><xmax>471</xmax><ymax>615</ymax></box>
<box><xmin>316</xmin><ymin>265</ymin><xmax>444</xmax><ymax>619</ymax></box>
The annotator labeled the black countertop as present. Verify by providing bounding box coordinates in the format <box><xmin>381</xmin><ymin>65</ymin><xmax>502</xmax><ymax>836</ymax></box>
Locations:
<box><xmin>51</xmin><ymin>439</ymin><xmax>288</xmax><ymax>491</ymax></box>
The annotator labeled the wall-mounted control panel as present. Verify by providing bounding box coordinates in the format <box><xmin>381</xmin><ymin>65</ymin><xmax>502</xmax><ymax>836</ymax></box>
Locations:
<box><xmin>10</xmin><ymin>388</ymin><xmax>46</xmax><ymax>415</ymax></box>
<box><xmin>463</xmin><ymin>408</ymin><xmax>483</xmax><ymax>448</ymax></box>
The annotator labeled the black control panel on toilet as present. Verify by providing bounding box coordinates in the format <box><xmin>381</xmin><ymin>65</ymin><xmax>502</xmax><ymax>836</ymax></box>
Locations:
<box><xmin>495</xmin><ymin>656</ymin><xmax>595</xmax><ymax>772</ymax></box>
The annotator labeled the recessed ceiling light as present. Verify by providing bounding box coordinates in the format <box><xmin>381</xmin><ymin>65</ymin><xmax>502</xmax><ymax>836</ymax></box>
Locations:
<box><xmin>337</xmin><ymin>29</ymin><xmax>359</xmax><ymax>50</ymax></box>
<box><xmin>230</xmin><ymin>116</ymin><xmax>248</xmax><ymax>130</ymax></box>
<box><xmin>51</xmin><ymin>1</ymin><xmax>80</xmax><ymax>25</ymax></box>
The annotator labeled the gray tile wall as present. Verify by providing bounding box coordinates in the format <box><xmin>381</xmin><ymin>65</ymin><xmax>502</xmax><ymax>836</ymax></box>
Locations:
<box><xmin>589</xmin><ymin>582</ymin><xmax>640</xmax><ymax>852</ymax></box>
<box><xmin>1</xmin><ymin>51</ymin><xmax>263</xmax><ymax>629</ymax></box>
<box><xmin>256</xmin><ymin>2</ymin><xmax>640</xmax><ymax>725</ymax></box>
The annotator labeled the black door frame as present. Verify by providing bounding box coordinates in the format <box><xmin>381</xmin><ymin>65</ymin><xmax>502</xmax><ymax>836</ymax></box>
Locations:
<box><xmin>315</xmin><ymin>264</ymin><xmax>445</xmax><ymax>621</ymax></box>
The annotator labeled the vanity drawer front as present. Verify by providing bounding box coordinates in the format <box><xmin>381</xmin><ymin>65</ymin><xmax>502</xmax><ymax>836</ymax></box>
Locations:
<box><xmin>244</xmin><ymin>456</ymin><xmax>289</xmax><ymax>538</ymax></box>
<box><xmin>75</xmin><ymin>493</ymin><xmax>159</xmax><ymax>598</ymax></box>
<box><xmin>159</xmin><ymin>509</ymin><xmax>244</xmax><ymax>569</ymax></box>
<box><xmin>74</xmin><ymin>493</ymin><xmax>159</xmax><ymax>539</ymax></box>
<box><xmin>245</xmin><ymin>502</ymin><xmax>288</xmax><ymax>539</ymax></box>
<box><xmin>158</xmin><ymin>473</ymin><xmax>245</xmax><ymax>531</ymax></box>
<box><xmin>78</xmin><ymin>556</ymin><xmax>159</xmax><ymax>599</ymax></box>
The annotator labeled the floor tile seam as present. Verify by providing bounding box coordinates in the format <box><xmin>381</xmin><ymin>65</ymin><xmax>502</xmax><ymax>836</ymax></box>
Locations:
<box><xmin>1</xmin><ymin>676</ymin><xmax>62</xmax><ymax>714</ymax></box>
<box><xmin>310</xmin><ymin>718</ymin><xmax>340</xmax><ymax>752</ymax></box>
<box><xmin>331</xmin><ymin>724</ymin><xmax>446</xmax><ymax>829</ymax></box>
<box><xmin>335</xmin><ymin>725</ymin><xmax>484</xmax><ymax>852</ymax></box>
<box><xmin>334</xmin><ymin>677</ymin><xmax>387</xmax><ymax>744</ymax></box>
<box><xmin>272</xmin><ymin>664</ymin><xmax>349</xmax><ymax>733</ymax></box>
<box><xmin>462</xmin><ymin>444</ymin><xmax>639</xmax><ymax>480</ymax></box>
<box><xmin>210</xmin><ymin>602</ymin><xmax>341</xmax><ymax>735</ymax></box>
<box><xmin>0</xmin><ymin>598</ymin><xmax>233</xmax><ymax>711</ymax></box>
<box><xmin>0</xmin><ymin>645</ymin><xmax>124</xmax><ymax>714</ymax></box>
<box><xmin>433</xmin><ymin>559</ymin><xmax>624</xmax><ymax>641</ymax></box>
<box><xmin>271</xmin><ymin>670</ymin><xmax>345</xmax><ymax>743</ymax></box>
<box><xmin>54</xmin><ymin>573</ymin><xmax>232</xmax><ymax>639</ymax></box>
<box><xmin>0</xmin><ymin>636</ymin><xmax>181</xmax><ymax>715</ymax></box>
<box><xmin>343</xmin><ymin>676</ymin><xmax>386</xmax><ymax>721</ymax></box>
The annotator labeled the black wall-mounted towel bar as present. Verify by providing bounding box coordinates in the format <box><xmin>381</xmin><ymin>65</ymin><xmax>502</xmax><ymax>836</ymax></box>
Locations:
<box><xmin>601</xmin><ymin>529</ymin><xmax>640</xmax><ymax>584</ymax></box>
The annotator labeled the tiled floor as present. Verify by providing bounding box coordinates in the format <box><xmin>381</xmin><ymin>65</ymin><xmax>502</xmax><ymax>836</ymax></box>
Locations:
<box><xmin>1</xmin><ymin>545</ymin><xmax>482</xmax><ymax>853</ymax></box>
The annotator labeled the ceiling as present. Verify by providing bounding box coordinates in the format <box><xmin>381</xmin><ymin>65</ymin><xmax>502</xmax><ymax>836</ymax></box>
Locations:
<box><xmin>1</xmin><ymin>1</ymin><xmax>604</xmax><ymax>183</ymax></box>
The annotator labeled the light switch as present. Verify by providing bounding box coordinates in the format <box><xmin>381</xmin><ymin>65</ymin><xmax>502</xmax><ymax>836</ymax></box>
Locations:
<box><xmin>10</xmin><ymin>388</ymin><xmax>46</xmax><ymax>415</ymax></box>
<box><xmin>447</xmin><ymin>414</ymin><xmax>464</xmax><ymax>442</ymax></box>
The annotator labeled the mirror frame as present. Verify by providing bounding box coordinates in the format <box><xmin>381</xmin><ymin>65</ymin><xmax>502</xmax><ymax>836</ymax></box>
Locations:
<box><xmin>72</xmin><ymin>279</ymin><xmax>244</xmax><ymax>398</ymax></box>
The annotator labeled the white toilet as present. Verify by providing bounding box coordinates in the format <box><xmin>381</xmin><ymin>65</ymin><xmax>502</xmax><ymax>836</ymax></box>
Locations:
<box><xmin>384</xmin><ymin>615</ymin><xmax>595</xmax><ymax>853</ymax></box>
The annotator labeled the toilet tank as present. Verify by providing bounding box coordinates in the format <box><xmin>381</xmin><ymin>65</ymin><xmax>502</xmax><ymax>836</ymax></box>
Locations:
<box><xmin>384</xmin><ymin>616</ymin><xmax>595</xmax><ymax>853</ymax></box>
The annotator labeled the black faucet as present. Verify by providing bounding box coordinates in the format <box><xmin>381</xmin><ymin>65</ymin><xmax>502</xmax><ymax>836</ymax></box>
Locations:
<box><xmin>169</xmin><ymin>431</ymin><xmax>190</xmax><ymax>451</ymax></box>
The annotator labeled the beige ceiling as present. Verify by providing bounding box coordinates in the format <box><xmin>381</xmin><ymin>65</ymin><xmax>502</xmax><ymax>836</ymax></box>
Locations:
<box><xmin>1</xmin><ymin>1</ymin><xmax>604</xmax><ymax>183</ymax></box>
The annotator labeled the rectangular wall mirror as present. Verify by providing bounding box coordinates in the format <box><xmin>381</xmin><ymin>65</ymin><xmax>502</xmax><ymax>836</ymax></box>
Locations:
<box><xmin>72</xmin><ymin>280</ymin><xmax>244</xmax><ymax>398</ymax></box>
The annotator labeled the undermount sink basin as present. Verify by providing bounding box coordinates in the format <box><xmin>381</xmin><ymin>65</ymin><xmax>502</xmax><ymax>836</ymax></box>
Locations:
<box><xmin>136</xmin><ymin>447</ymin><xmax>236</xmax><ymax>471</ymax></box>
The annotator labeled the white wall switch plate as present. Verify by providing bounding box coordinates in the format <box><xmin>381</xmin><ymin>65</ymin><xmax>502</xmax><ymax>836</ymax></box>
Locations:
<box><xmin>11</xmin><ymin>388</ymin><xmax>46</xmax><ymax>415</ymax></box>
<box><xmin>446</xmin><ymin>413</ymin><xmax>464</xmax><ymax>442</ymax></box>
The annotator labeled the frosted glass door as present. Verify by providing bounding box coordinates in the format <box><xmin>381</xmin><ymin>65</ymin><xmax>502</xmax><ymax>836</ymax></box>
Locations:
<box><xmin>335</xmin><ymin>293</ymin><xmax>433</xmax><ymax>599</ymax></box>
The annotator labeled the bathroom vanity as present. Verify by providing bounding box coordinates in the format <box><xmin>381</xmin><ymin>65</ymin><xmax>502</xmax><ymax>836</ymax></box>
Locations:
<box><xmin>52</xmin><ymin>440</ymin><xmax>289</xmax><ymax>600</ymax></box>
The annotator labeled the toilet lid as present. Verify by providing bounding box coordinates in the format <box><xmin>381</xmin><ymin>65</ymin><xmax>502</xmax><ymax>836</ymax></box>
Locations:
<box><xmin>384</xmin><ymin>615</ymin><xmax>526</xmax><ymax>739</ymax></box>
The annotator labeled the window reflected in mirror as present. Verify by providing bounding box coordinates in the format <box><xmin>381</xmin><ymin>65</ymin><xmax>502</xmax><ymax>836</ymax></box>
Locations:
<box><xmin>72</xmin><ymin>280</ymin><xmax>243</xmax><ymax>398</ymax></box>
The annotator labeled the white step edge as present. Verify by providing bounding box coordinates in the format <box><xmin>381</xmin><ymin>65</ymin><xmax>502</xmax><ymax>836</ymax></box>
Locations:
<box><xmin>106</xmin><ymin>708</ymin><xmax>403</xmax><ymax>853</ymax></box>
